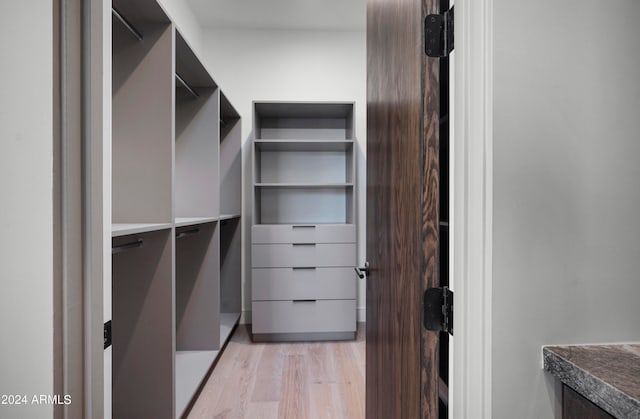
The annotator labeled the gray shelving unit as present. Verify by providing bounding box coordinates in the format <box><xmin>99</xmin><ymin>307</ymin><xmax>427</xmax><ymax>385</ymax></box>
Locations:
<box><xmin>111</xmin><ymin>2</ymin><xmax>174</xmax><ymax>418</ymax></box>
<box><xmin>109</xmin><ymin>2</ymin><xmax>242</xmax><ymax>417</ymax></box>
<box><xmin>251</xmin><ymin>102</ymin><xmax>358</xmax><ymax>342</ymax></box>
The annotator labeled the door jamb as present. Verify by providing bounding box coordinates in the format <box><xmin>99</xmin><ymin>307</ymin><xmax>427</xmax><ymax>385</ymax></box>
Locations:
<box><xmin>451</xmin><ymin>0</ymin><xmax>493</xmax><ymax>418</ymax></box>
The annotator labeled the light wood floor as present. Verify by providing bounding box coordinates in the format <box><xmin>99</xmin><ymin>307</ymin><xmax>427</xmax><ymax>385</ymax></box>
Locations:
<box><xmin>186</xmin><ymin>324</ymin><xmax>365</xmax><ymax>419</ymax></box>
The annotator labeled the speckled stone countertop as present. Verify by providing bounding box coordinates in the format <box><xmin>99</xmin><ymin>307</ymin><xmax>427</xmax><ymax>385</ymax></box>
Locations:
<box><xmin>543</xmin><ymin>344</ymin><xmax>640</xmax><ymax>418</ymax></box>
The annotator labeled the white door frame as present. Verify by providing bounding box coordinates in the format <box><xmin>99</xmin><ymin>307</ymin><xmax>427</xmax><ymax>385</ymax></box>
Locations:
<box><xmin>451</xmin><ymin>0</ymin><xmax>493</xmax><ymax>418</ymax></box>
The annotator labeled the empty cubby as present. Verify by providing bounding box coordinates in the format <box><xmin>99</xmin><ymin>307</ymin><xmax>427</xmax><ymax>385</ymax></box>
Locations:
<box><xmin>112</xmin><ymin>2</ymin><xmax>173</xmax><ymax>226</ymax></box>
<box><xmin>112</xmin><ymin>228</ymin><xmax>173</xmax><ymax>419</ymax></box>
<box><xmin>174</xmin><ymin>31</ymin><xmax>219</xmax><ymax>221</ymax></box>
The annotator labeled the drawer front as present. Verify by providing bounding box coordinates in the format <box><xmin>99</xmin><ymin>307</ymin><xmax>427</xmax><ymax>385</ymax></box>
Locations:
<box><xmin>252</xmin><ymin>243</ymin><xmax>355</xmax><ymax>268</ymax></box>
<box><xmin>252</xmin><ymin>267</ymin><xmax>356</xmax><ymax>301</ymax></box>
<box><xmin>252</xmin><ymin>224</ymin><xmax>355</xmax><ymax>244</ymax></box>
<box><xmin>252</xmin><ymin>300</ymin><xmax>356</xmax><ymax>334</ymax></box>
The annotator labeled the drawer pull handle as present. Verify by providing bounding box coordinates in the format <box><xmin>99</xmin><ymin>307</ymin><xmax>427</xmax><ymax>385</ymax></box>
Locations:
<box><xmin>293</xmin><ymin>299</ymin><xmax>317</xmax><ymax>303</ymax></box>
<box><xmin>292</xmin><ymin>225</ymin><xmax>316</xmax><ymax>229</ymax></box>
<box><xmin>292</xmin><ymin>267</ymin><xmax>316</xmax><ymax>270</ymax></box>
<box><xmin>292</xmin><ymin>243</ymin><xmax>316</xmax><ymax>246</ymax></box>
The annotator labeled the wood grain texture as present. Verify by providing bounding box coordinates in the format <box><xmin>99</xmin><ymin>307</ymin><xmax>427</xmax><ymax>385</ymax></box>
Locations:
<box><xmin>186</xmin><ymin>325</ymin><xmax>365</xmax><ymax>419</ymax></box>
<box><xmin>421</xmin><ymin>0</ymin><xmax>441</xmax><ymax>417</ymax></box>
<box><xmin>367</xmin><ymin>0</ymin><xmax>440</xmax><ymax>418</ymax></box>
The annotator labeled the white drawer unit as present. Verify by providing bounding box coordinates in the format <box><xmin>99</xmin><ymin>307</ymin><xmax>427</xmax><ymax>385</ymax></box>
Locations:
<box><xmin>252</xmin><ymin>243</ymin><xmax>356</xmax><ymax>268</ymax></box>
<box><xmin>252</xmin><ymin>300</ymin><xmax>356</xmax><ymax>335</ymax></box>
<box><xmin>251</xmin><ymin>102</ymin><xmax>358</xmax><ymax>341</ymax></box>
<box><xmin>252</xmin><ymin>267</ymin><xmax>357</xmax><ymax>301</ymax></box>
<box><xmin>252</xmin><ymin>224</ymin><xmax>356</xmax><ymax>244</ymax></box>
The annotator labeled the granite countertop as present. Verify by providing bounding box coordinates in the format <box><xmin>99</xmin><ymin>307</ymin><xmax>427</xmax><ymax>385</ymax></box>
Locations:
<box><xmin>543</xmin><ymin>344</ymin><xmax>640</xmax><ymax>418</ymax></box>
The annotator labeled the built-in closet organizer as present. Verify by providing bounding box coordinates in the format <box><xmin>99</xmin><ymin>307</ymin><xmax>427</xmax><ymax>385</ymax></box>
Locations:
<box><xmin>109</xmin><ymin>1</ymin><xmax>242</xmax><ymax>417</ymax></box>
<box><xmin>111</xmin><ymin>2</ymin><xmax>174</xmax><ymax>417</ymax></box>
<box><xmin>251</xmin><ymin>102</ymin><xmax>358</xmax><ymax>342</ymax></box>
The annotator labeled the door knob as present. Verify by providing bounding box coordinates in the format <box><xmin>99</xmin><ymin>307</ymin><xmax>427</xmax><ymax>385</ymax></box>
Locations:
<box><xmin>354</xmin><ymin>261</ymin><xmax>370</xmax><ymax>279</ymax></box>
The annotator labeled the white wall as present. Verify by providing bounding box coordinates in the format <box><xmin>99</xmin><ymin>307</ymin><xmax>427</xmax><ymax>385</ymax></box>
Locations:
<box><xmin>0</xmin><ymin>2</ymin><xmax>54</xmax><ymax>419</ymax></box>
<box><xmin>199</xmin><ymin>28</ymin><xmax>367</xmax><ymax>322</ymax></box>
<box><xmin>157</xmin><ymin>0</ymin><xmax>204</xmax><ymax>55</ymax></box>
<box><xmin>492</xmin><ymin>0</ymin><xmax>640</xmax><ymax>417</ymax></box>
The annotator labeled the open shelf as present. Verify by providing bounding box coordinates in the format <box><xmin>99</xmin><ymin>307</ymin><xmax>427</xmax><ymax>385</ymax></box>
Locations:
<box><xmin>220</xmin><ymin>218</ymin><xmax>241</xmax><ymax>344</ymax></box>
<box><xmin>255</xmin><ymin>186</ymin><xmax>354</xmax><ymax>225</ymax></box>
<box><xmin>219</xmin><ymin>213</ymin><xmax>241</xmax><ymax>221</ymax></box>
<box><xmin>255</xmin><ymin>150</ymin><xmax>354</xmax><ymax>184</ymax></box>
<box><xmin>112</xmin><ymin>223</ymin><xmax>172</xmax><ymax>237</ymax></box>
<box><xmin>112</xmin><ymin>228</ymin><xmax>173</xmax><ymax>419</ymax></box>
<box><xmin>112</xmin><ymin>2</ymin><xmax>173</xmax><ymax>226</ymax></box>
<box><xmin>220</xmin><ymin>92</ymin><xmax>241</xmax><ymax>216</ymax></box>
<box><xmin>254</xmin><ymin>101</ymin><xmax>355</xmax><ymax>140</ymax></box>
<box><xmin>175</xmin><ymin>350</ymin><xmax>219</xmax><ymax>418</ymax></box>
<box><xmin>175</xmin><ymin>223</ymin><xmax>220</xmax><ymax>351</ymax></box>
<box><xmin>175</xmin><ymin>221</ymin><xmax>220</xmax><ymax>417</ymax></box>
<box><xmin>253</xmin><ymin>105</ymin><xmax>356</xmax><ymax>224</ymax></box>
<box><xmin>174</xmin><ymin>30</ymin><xmax>219</xmax><ymax>220</ymax></box>
<box><xmin>220</xmin><ymin>91</ymin><xmax>240</xmax><ymax>128</ymax></box>
<box><xmin>174</xmin><ymin>217</ymin><xmax>219</xmax><ymax>228</ymax></box>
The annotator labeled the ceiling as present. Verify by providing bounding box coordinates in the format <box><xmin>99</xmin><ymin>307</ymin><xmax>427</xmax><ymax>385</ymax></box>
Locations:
<box><xmin>187</xmin><ymin>0</ymin><xmax>366</xmax><ymax>31</ymax></box>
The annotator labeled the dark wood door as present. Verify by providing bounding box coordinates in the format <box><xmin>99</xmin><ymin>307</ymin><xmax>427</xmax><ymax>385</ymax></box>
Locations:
<box><xmin>366</xmin><ymin>0</ymin><xmax>441</xmax><ymax>417</ymax></box>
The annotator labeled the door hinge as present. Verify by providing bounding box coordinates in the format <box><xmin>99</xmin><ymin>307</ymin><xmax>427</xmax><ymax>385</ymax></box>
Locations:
<box><xmin>425</xmin><ymin>6</ymin><xmax>454</xmax><ymax>58</ymax></box>
<box><xmin>424</xmin><ymin>286</ymin><xmax>453</xmax><ymax>335</ymax></box>
<box><xmin>104</xmin><ymin>320</ymin><xmax>112</xmax><ymax>350</ymax></box>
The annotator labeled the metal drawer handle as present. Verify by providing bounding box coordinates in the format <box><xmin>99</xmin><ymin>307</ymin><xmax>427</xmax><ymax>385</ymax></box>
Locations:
<box><xmin>292</xmin><ymin>225</ymin><xmax>316</xmax><ymax>229</ymax></box>
<box><xmin>292</xmin><ymin>243</ymin><xmax>316</xmax><ymax>246</ymax></box>
<box><xmin>292</xmin><ymin>267</ymin><xmax>316</xmax><ymax>270</ymax></box>
<box><xmin>293</xmin><ymin>299</ymin><xmax>317</xmax><ymax>303</ymax></box>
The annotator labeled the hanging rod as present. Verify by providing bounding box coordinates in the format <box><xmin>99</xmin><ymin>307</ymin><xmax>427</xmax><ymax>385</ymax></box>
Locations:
<box><xmin>175</xmin><ymin>74</ymin><xmax>199</xmax><ymax>98</ymax></box>
<box><xmin>112</xmin><ymin>7</ymin><xmax>143</xmax><ymax>42</ymax></box>
<box><xmin>112</xmin><ymin>238</ymin><xmax>143</xmax><ymax>254</ymax></box>
<box><xmin>176</xmin><ymin>228</ymin><xmax>200</xmax><ymax>239</ymax></box>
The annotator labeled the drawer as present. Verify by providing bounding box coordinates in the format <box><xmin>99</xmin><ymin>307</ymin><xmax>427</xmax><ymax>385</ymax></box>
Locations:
<box><xmin>252</xmin><ymin>267</ymin><xmax>356</xmax><ymax>301</ymax></box>
<box><xmin>252</xmin><ymin>224</ymin><xmax>355</xmax><ymax>244</ymax></box>
<box><xmin>251</xmin><ymin>243</ymin><xmax>355</xmax><ymax>268</ymax></box>
<box><xmin>252</xmin><ymin>299</ymin><xmax>356</xmax><ymax>334</ymax></box>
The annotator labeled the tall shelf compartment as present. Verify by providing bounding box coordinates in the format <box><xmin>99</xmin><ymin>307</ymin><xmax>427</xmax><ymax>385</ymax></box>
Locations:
<box><xmin>251</xmin><ymin>102</ymin><xmax>358</xmax><ymax>342</ymax></box>
<box><xmin>174</xmin><ymin>29</ymin><xmax>222</xmax><ymax>418</ymax></box>
<box><xmin>108</xmin><ymin>2</ymin><xmax>242</xmax><ymax>417</ymax></box>
<box><xmin>219</xmin><ymin>93</ymin><xmax>242</xmax><ymax>346</ymax></box>
<box><xmin>111</xmin><ymin>2</ymin><xmax>174</xmax><ymax>418</ymax></box>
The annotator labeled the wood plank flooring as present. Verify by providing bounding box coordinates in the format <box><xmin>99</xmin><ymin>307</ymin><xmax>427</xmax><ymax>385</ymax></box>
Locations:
<box><xmin>186</xmin><ymin>324</ymin><xmax>365</xmax><ymax>419</ymax></box>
